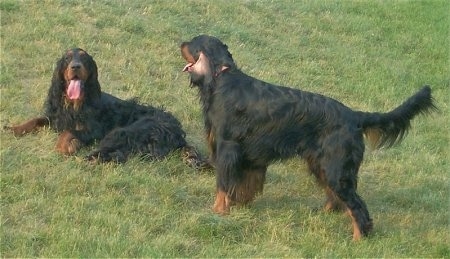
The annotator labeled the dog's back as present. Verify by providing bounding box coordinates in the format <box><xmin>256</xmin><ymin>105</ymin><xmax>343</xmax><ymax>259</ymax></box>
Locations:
<box><xmin>214</xmin><ymin>70</ymin><xmax>364</xmax><ymax>161</ymax></box>
<box><xmin>216</xmin><ymin>71</ymin><xmax>435</xmax><ymax>158</ymax></box>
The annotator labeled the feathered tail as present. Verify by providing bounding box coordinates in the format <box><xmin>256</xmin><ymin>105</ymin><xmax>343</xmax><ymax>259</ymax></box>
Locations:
<box><xmin>360</xmin><ymin>86</ymin><xmax>437</xmax><ymax>149</ymax></box>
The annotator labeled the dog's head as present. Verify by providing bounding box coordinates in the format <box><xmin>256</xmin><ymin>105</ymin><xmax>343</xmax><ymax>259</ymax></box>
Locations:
<box><xmin>181</xmin><ymin>35</ymin><xmax>235</xmax><ymax>86</ymax></box>
<box><xmin>53</xmin><ymin>48</ymin><xmax>100</xmax><ymax>109</ymax></box>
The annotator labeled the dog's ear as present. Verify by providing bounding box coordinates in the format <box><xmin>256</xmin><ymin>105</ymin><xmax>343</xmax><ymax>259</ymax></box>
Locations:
<box><xmin>84</xmin><ymin>53</ymin><xmax>102</xmax><ymax>99</ymax></box>
<box><xmin>203</xmin><ymin>40</ymin><xmax>235</xmax><ymax>75</ymax></box>
<box><xmin>52</xmin><ymin>52</ymin><xmax>69</xmax><ymax>85</ymax></box>
<box><xmin>85</xmin><ymin>53</ymin><xmax>99</xmax><ymax>82</ymax></box>
<box><xmin>47</xmin><ymin>53</ymin><xmax>69</xmax><ymax>113</ymax></box>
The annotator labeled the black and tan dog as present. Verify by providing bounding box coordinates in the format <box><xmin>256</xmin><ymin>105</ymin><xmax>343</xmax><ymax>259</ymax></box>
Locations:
<box><xmin>180</xmin><ymin>35</ymin><xmax>435</xmax><ymax>240</ymax></box>
<box><xmin>6</xmin><ymin>48</ymin><xmax>207</xmax><ymax>167</ymax></box>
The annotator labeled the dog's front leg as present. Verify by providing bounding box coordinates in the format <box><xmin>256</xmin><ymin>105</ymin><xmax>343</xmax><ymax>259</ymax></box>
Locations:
<box><xmin>55</xmin><ymin>130</ymin><xmax>82</xmax><ymax>155</ymax></box>
<box><xmin>5</xmin><ymin>117</ymin><xmax>49</xmax><ymax>136</ymax></box>
<box><xmin>213</xmin><ymin>189</ymin><xmax>233</xmax><ymax>215</ymax></box>
<box><xmin>212</xmin><ymin>140</ymin><xmax>242</xmax><ymax>215</ymax></box>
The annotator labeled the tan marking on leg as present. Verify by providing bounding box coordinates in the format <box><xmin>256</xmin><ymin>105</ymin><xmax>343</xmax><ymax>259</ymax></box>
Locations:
<box><xmin>324</xmin><ymin>187</ymin><xmax>345</xmax><ymax>212</ymax></box>
<box><xmin>55</xmin><ymin>131</ymin><xmax>81</xmax><ymax>155</ymax></box>
<box><xmin>213</xmin><ymin>189</ymin><xmax>231</xmax><ymax>215</ymax></box>
<box><xmin>347</xmin><ymin>208</ymin><xmax>362</xmax><ymax>241</ymax></box>
<box><xmin>6</xmin><ymin>117</ymin><xmax>49</xmax><ymax>136</ymax></box>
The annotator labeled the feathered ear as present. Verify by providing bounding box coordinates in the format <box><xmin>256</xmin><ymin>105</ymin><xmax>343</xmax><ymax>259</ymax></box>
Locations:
<box><xmin>52</xmin><ymin>54</ymin><xmax>67</xmax><ymax>86</ymax></box>
<box><xmin>87</xmin><ymin>56</ymin><xmax>99</xmax><ymax>82</ymax></box>
<box><xmin>84</xmin><ymin>53</ymin><xmax>102</xmax><ymax>99</ymax></box>
<box><xmin>50</xmin><ymin>54</ymin><xmax>69</xmax><ymax>96</ymax></box>
<box><xmin>45</xmin><ymin>55</ymin><xmax>68</xmax><ymax>116</ymax></box>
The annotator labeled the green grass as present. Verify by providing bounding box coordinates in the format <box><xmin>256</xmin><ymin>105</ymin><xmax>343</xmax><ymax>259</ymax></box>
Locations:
<box><xmin>1</xmin><ymin>0</ymin><xmax>449</xmax><ymax>257</ymax></box>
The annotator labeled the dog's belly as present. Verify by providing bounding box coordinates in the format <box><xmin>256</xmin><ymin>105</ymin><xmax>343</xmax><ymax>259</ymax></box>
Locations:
<box><xmin>240</xmin><ymin>136</ymin><xmax>302</xmax><ymax>165</ymax></box>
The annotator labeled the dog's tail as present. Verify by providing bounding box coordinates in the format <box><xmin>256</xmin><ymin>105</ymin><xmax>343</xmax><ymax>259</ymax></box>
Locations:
<box><xmin>359</xmin><ymin>86</ymin><xmax>436</xmax><ymax>149</ymax></box>
<box><xmin>181</xmin><ymin>145</ymin><xmax>213</xmax><ymax>171</ymax></box>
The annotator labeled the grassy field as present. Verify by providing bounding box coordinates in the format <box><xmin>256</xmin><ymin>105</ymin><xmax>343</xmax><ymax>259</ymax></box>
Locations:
<box><xmin>1</xmin><ymin>0</ymin><xmax>449</xmax><ymax>257</ymax></box>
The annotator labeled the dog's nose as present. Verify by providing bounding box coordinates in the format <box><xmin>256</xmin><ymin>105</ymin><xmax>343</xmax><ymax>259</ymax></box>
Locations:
<box><xmin>70</xmin><ymin>62</ymin><xmax>81</xmax><ymax>70</ymax></box>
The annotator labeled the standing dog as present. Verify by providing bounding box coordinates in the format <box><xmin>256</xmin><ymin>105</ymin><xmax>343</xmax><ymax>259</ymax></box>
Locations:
<box><xmin>6</xmin><ymin>48</ymin><xmax>207</xmax><ymax>167</ymax></box>
<box><xmin>180</xmin><ymin>35</ymin><xmax>435</xmax><ymax>240</ymax></box>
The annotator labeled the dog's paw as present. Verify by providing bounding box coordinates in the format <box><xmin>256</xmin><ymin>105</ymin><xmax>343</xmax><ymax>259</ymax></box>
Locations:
<box><xmin>181</xmin><ymin>146</ymin><xmax>214</xmax><ymax>171</ymax></box>
<box><xmin>85</xmin><ymin>150</ymin><xmax>126</xmax><ymax>163</ymax></box>
<box><xmin>85</xmin><ymin>150</ymin><xmax>100</xmax><ymax>163</ymax></box>
<box><xmin>55</xmin><ymin>131</ymin><xmax>81</xmax><ymax>155</ymax></box>
<box><xmin>4</xmin><ymin>125</ymin><xmax>25</xmax><ymax>136</ymax></box>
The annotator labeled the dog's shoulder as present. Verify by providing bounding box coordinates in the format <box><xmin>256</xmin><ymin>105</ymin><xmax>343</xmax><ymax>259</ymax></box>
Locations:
<box><xmin>100</xmin><ymin>92</ymin><xmax>122</xmax><ymax>105</ymax></box>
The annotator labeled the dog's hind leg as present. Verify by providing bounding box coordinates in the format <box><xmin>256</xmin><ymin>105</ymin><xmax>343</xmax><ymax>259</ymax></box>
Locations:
<box><xmin>327</xmin><ymin>177</ymin><xmax>373</xmax><ymax>241</ymax></box>
<box><xmin>323</xmin><ymin>187</ymin><xmax>346</xmax><ymax>212</ymax></box>
<box><xmin>86</xmin><ymin>117</ymin><xmax>187</xmax><ymax>163</ymax></box>
<box><xmin>322</xmin><ymin>153</ymin><xmax>373</xmax><ymax>240</ymax></box>
<box><xmin>319</xmin><ymin>129</ymin><xmax>373</xmax><ymax>240</ymax></box>
<box><xmin>85</xmin><ymin>127</ymin><xmax>131</xmax><ymax>163</ymax></box>
<box><xmin>306</xmin><ymin>155</ymin><xmax>346</xmax><ymax>212</ymax></box>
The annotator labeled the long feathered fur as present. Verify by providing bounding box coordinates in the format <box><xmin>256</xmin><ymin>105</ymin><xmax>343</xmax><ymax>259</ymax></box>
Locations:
<box><xmin>181</xmin><ymin>34</ymin><xmax>436</xmax><ymax>240</ymax></box>
<box><xmin>360</xmin><ymin>86</ymin><xmax>436</xmax><ymax>149</ymax></box>
<box><xmin>7</xmin><ymin>48</ymin><xmax>209</xmax><ymax>168</ymax></box>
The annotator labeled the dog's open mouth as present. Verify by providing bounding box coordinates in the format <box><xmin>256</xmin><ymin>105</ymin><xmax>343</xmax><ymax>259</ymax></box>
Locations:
<box><xmin>182</xmin><ymin>53</ymin><xmax>202</xmax><ymax>73</ymax></box>
<box><xmin>67</xmin><ymin>77</ymin><xmax>82</xmax><ymax>100</ymax></box>
<box><xmin>182</xmin><ymin>54</ymin><xmax>197</xmax><ymax>73</ymax></box>
<box><xmin>181</xmin><ymin>43</ymin><xmax>197</xmax><ymax>73</ymax></box>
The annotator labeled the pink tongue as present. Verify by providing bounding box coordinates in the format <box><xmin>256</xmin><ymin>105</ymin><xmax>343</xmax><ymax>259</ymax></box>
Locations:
<box><xmin>67</xmin><ymin>80</ymin><xmax>81</xmax><ymax>100</ymax></box>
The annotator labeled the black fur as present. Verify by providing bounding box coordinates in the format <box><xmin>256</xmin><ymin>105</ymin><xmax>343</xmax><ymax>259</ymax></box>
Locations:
<box><xmin>181</xmin><ymin>35</ymin><xmax>436</xmax><ymax>239</ymax></box>
<box><xmin>7</xmin><ymin>48</ymin><xmax>207</xmax><ymax>168</ymax></box>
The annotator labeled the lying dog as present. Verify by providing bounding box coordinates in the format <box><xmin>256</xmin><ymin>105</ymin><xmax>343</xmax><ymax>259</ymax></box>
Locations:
<box><xmin>6</xmin><ymin>48</ymin><xmax>207</xmax><ymax>168</ymax></box>
<box><xmin>180</xmin><ymin>35</ymin><xmax>436</xmax><ymax>240</ymax></box>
